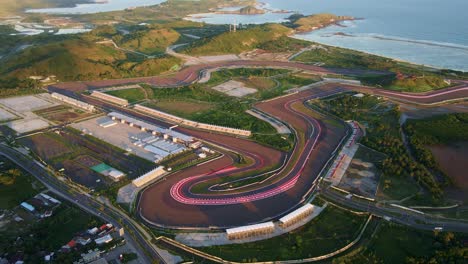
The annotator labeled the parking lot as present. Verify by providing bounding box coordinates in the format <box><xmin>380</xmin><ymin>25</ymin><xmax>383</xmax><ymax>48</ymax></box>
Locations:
<box><xmin>0</xmin><ymin>94</ymin><xmax>60</xmax><ymax>133</ymax></box>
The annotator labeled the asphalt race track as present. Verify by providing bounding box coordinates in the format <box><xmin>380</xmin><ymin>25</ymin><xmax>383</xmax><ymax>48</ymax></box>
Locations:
<box><xmin>48</xmin><ymin>61</ymin><xmax>468</xmax><ymax>229</ymax></box>
<box><xmin>137</xmin><ymin>87</ymin><xmax>348</xmax><ymax>228</ymax></box>
<box><xmin>49</xmin><ymin>60</ymin><xmax>387</xmax><ymax>92</ymax></box>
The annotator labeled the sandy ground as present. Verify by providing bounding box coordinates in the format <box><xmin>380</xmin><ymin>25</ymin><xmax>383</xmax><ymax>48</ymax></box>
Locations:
<box><xmin>212</xmin><ymin>80</ymin><xmax>257</xmax><ymax>97</ymax></box>
<box><xmin>338</xmin><ymin>158</ymin><xmax>380</xmax><ymax>198</ymax></box>
<box><xmin>7</xmin><ymin>119</ymin><xmax>50</xmax><ymax>133</ymax></box>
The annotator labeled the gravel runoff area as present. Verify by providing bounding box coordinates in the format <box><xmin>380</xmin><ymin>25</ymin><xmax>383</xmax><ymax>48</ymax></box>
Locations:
<box><xmin>175</xmin><ymin>204</ymin><xmax>325</xmax><ymax>247</ymax></box>
<box><xmin>212</xmin><ymin>80</ymin><xmax>258</xmax><ymax>97</ymax></box>
<box><xmin>70</xmin><ymin>116</ymin><xmax>158</xmax><ymax>162</ymax></box>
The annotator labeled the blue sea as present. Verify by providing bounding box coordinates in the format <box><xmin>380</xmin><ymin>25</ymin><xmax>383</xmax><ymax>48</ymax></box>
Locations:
<box><xmin>188</xmin><ymin>0</ymin><xmax>468</xmax><ymax>71</ymax></box>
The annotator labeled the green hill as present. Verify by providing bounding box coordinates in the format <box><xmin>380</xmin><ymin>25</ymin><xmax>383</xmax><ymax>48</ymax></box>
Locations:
<box><xmin>293</xmin><ymin>13</ymin><xmax>353</xmax><ymax>33</ymax></box>
<box><xmin>114</xmin><ymin>27</ymin><xmax>181</xmax><ymax>55</ymax></box>
<box><xmin>0</xmin><ymin>36</ymin><xmax>181</xmax><ymax>81</ymax></box>
<box><xmin>182</xmin><ymin>24</ymin><xmax>293</xmax><ymax>56</ymax></box>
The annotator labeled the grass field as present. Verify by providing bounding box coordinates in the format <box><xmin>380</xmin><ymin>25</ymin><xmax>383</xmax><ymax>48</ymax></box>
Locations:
<box><xmin>377</xmin><ymin>172</ymin><xmax>420</xmax><ymax>201</ymax></box>
<box><xmin>336</xmin><ymin>222</ymin><xmax>468</xmax><ymax>264</ymax></box>
<box><xmin>0</xmin><ymin>158</ymin><xmax>44</xmax><ymax>209</ymax></box>
<box><xmin>106</xmin><ymin>88</ymin><xmax>147</xmax><ymax>103</ymax></box>
<box><xmin>149</xmin><ymin>99</ymin><xmax>215</xmax><ymax>116</ymax></box>
<box><xmin>200</xmin><ymin>205</ymin><xmax>367</xmax><ymax>262</ymax></box>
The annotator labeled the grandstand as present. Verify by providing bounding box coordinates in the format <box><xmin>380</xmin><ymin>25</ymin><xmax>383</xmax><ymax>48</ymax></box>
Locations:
<box><xmin>226</xmin><ymin>222</ymin><xmax>275</xmax><ymax>240</ymax></box>
<box><xmin>91</xmin><ymin>91</ymin><xmax>129</xmax><ymax>107</ymax></box>
<box><xmin>279</xmin><ymin>203</ymin><xmax>315</xmax><ymax>228</ymax></box>
<box><xmin>132</xmin><ymin>166</ymin><xmax>166</xmax><ymax>188</ymax></box>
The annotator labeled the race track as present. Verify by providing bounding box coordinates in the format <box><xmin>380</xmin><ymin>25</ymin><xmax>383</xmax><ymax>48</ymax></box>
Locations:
<box><xmin>47</xmin><ymin>60</ymin><xmax>468</xmax><ymax>228</ymax></box>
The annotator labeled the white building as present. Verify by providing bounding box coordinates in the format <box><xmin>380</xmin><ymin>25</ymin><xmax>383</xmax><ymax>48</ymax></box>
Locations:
<box><xmin>94</xmin><ymin>234</ymin><xmax>113</xmax><ymax>245</ymax></box>
<box><xmin>226</xmin><ymin>222</ymin><xmax>275</xmax><ymax>240</ymax></box>
<box><xmin>51</xmin><ymin>93</ymin><xmax>95</xmax><ymax>112</ymax></box>
<box><xmin>132</xmin><ymin>166</ymin><xmax>166</xmax><ymax>188</ymax></box>
<box><xmin>108</xmin><ymin>170</ymin><xmax>125</xmax><ymax>181</ymax></box>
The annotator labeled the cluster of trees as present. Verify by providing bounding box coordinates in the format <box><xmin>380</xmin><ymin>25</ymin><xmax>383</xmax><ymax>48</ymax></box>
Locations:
<box><xmin>0</xmin><ymin>168</ymin><xmax>21</xmax><ymax>185</ymax></box>
<box><xmin>406</xmin><ymin>232</ymin><xmax>467</xmax><ymax>264</ymax></box>
<box><xmin>405</xmin><ymin>113</ymin><xmax>468</xmax><ymax>145</ymax></box>
<box><xmin>0</xmin><ymin>77</ymin><xmax>40</xmax><ymax>89</ymax></box>
<box><xmin>403</xmin><ymin>113</ymin><xmax>468</xmax><ymax>186</ymax></box>
<box><xmin>364</xmin><ymin>135</ymin><xmax>443</xmax><ymax>199</ymax></box>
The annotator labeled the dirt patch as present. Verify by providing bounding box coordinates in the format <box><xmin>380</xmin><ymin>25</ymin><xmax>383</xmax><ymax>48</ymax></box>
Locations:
<box><xmin>20</xmin><ymin>134</ymin><xmax>71</xmax><ymax>160</ymax></box>
<box><xmin>239</xmin><ymin>49</ymin><xmax>292</xmax><ymax>61</ymax></box>
<box><xmin>430</xmin><ymin>142</ymin><xmax>468</xmax><ymax>190</ymax></box>
<box><xmin>74</xmin><ymin>155</ymin><xmax>102</xmax><ymax>168</ymax></box>
<box><xmin>62</xmin><ymin>160</ymin><xmax>106</xmax><ymax>189</ymax></box>
<box><xmin>35</xmin><ymin>105</ymin><xmax>93</xmax><ymax>124</ymax></box>
<box><xmin>235</xmin><ymin>76</ymin><xmax>276</xmax><ymax>90</ymax></box>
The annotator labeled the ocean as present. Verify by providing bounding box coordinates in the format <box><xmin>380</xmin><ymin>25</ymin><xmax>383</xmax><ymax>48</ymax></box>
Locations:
<box><xmin>188</xmin><ymin>0</ymin><xmax>468</xmax><ymax>71</ymax></box>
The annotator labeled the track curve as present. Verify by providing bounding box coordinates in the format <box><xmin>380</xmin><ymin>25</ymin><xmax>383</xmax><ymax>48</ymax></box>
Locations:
<box><xmin>47</xmin><ymin>60</ymin><xmax>468</xmax><ymax>228</ymax></box>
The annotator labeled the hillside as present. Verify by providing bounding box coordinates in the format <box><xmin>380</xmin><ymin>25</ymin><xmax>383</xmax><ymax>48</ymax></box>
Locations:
<box><xmin>0</xmin><ymin>36</ymin><xmax>181</xmax><ymax>81</ymax></box>
<box><xmin>114</xmin><ymin>27</ymin><xmax>181</xmax><ymax>55</ymax></box>
<box><xmin>239</xmin><ymin>5</ymin><xmax>265</xmax><ymax>15</ymax></box>
<box><xmin>182</xmin><ymin>24</ymin><xmax>293</xmax><ymax>56</ymax></box>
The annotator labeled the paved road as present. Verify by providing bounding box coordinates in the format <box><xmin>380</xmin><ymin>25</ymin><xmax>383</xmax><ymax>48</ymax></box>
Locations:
<box><xmin>0</xmin><ymin>144</ymin><xmax>164</xmax><ymax>264</ymax></box>
<box><xmin>321</xmin><ymin>188</ymin><xmax>468</xmax><ymax>233</ymax></box>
